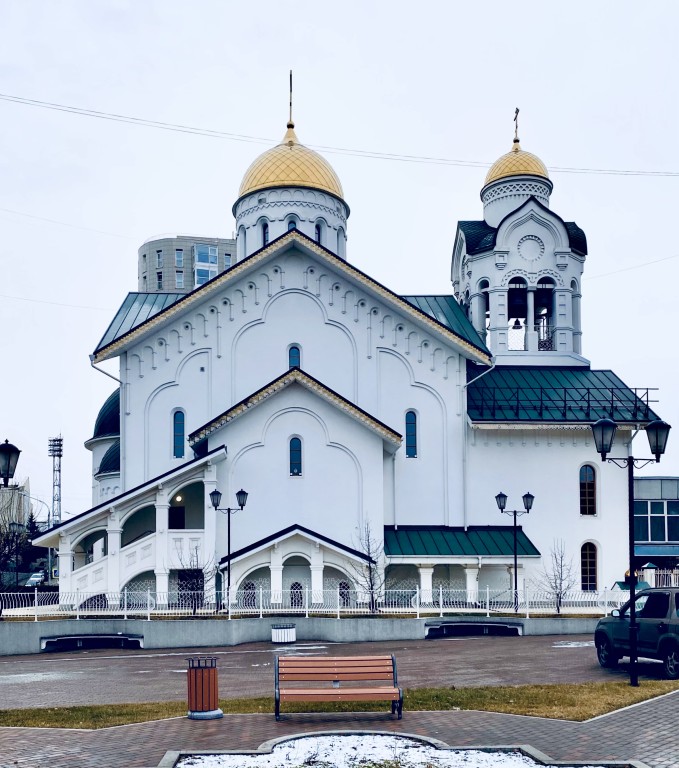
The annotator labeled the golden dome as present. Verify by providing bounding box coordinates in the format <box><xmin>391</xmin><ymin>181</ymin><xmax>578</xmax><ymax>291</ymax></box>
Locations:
<box><xmin>238</xmin><ymin>122</ymin><xmax>344</xmax><ymax>200</ymax></box>
<box><xmin>484</xmin><ymin>139</ymin><xmax>549</xmax><ymax>186</ymax></box>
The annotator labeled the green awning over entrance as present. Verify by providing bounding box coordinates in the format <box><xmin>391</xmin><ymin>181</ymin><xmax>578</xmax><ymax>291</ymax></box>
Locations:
<box><xmin>384</xmin><ymin>526</ymin><xmax>540</xmax><ymax>558</ymax></box>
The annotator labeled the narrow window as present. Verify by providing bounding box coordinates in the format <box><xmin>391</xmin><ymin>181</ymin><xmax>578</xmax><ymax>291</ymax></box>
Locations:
<box><xmin>288</xmin><ymin>345</ymin><xmax>301</xmax><ymax>369</ymax></box>
<box><xmin>405</xmin><ymin>411</ymin><xmax>417</xmax><ymax>458</ymax></box>
<box><xmin>315</xmin><ymin>223</ymin><xmax>322</xmax><ymax>244</ymax></box>
<box><xmin>579</xmin><ymin>465</ymin><xmax>596</xmax><ymax>515</ymax></box>
<box><xmin>224</xmin><ymin>252</ymin><xmax>232</xmax><ymax>269</ymax></box>
<box><xmin>156</xmin><ymin>271</ymin><xmax>163</xmax><ymax>290</ymax></box>
<box><xmin>175</xmin><ymin>270</ymin><xmax>184</xmax><ymax>289</ymax></box>
<box><xmin>581</xmin><ymin>542</ymin><xmax>597</xmax><ymax>591</ymax></box>
<box><xmin>173</xmin><ymin>411</ymin><xmax>185</xmax><ymax>458</ymax></box>
<box><xmin>156</xmin><ymin>249</ymin><xmax>163</xmax><ymax>268</ymax></box>
<box><xmin>290</xmin><ymin>437</ymin><xmax>302</xmax><ymax>476</ymax></box>
<box><xmin>175</xmin><ymin>249</ymin><xmax>183</xmax><ymax>267</ymax></box>
<box><xmin>287</xmin><ymin>219</ymin><xmax>297</xmax><ymax>231</ymax></box>
<box><xmin>262</xmin><ymin>222</ymin><xmax>269</xmax><ymax>246</ymax></box>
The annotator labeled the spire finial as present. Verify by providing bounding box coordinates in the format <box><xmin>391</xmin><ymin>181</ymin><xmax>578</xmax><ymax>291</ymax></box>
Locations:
<box><xmin>513</xmin><ymin>107</ymin><xmax>520</xmax><ymax>147</ymax></box>
<box><xmin>288</xmin><ymin>70</ymin><xmax>294</xmax><ymax>129</ymax></box>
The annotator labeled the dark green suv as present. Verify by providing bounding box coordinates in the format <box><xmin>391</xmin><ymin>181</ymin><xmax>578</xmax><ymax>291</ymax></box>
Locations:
<box><xmin>595</xmin><ymin>588</ymin><xmax>679</xmax><ymax>679</ymax></box>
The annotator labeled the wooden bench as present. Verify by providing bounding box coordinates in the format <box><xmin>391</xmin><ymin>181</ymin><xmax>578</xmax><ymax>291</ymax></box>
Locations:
<box><xmin>274</xmin><ymin>654</ymin><xmax>403</xmax><ymax>721</ymax></box>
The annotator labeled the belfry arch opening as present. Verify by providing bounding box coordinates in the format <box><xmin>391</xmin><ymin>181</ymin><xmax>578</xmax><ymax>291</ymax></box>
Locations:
<box><xmin>507</xmin><ymin>277</ymin><xmax>556</xmax><ymax>352</ymax></box>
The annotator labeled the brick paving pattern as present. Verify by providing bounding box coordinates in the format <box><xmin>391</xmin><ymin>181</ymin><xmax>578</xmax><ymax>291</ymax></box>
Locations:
<box><xmin>0</xmin><ymin>635</ymin><xmax>677</xmax><ymax>767</ymax></box>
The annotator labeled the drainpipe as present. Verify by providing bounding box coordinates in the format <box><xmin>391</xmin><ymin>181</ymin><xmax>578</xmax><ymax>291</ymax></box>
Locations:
<box><xmin>89</xmin><ymin>354</ymin><xmax>121</xmax><ymax>384</ymax></box>
<box><xmin>460</xmin><ymin>358</ymin><xmax>497</xmax><ymax>530</ymax></box>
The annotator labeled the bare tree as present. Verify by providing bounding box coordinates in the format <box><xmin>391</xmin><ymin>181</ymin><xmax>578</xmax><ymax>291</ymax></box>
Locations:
<box><xmin>346</xmin><ymin>520</ymin><xmax>386</xmax><ymax>613</ymax></box>
<box><xmin>535</xmin><ymin>539</ymin><xmax>577</xmax><ymax>614</ymax></box>
<box><xmin>174</xmin><ymin>543</ymin><xmax>217</xmax><ymax>614</ymax></box>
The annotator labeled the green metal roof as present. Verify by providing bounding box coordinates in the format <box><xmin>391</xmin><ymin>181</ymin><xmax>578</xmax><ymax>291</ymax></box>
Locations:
<box><xmin>384</xmin><ymin>526</ymin><xmax>540</xmax><ymax>558</ymax></box>
<box><xmin>95</xmin><ymin>292</ymin><xmax>184</xmax><ymax>353</ymax></box>
<box><xmin>402</xmin><ymin>295</ymin><xmax>489</xmax><ymax>355</ymax></box>
<box><xmin>467</xmin><ymin>365</ymin><xmax>661</xmax><ymax>424</ymax></box>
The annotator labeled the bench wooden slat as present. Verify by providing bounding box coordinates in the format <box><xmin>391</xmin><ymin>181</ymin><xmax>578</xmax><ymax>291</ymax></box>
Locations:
<box><xmin>275</xmin><ymin>654</ymin><xmax>403</xmax><ymax>721</ymax></box>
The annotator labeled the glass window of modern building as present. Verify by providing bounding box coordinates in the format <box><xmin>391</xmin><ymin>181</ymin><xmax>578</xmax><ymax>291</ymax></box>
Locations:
<box><xmin>175</xmin><ymin>249</ymin><xmax>184</xmax><ymax>267</ymax></box>
<box><xmin>175</xmin><ymin>270</ymin><xmax>184</xmax><ymax>289</ymax></box>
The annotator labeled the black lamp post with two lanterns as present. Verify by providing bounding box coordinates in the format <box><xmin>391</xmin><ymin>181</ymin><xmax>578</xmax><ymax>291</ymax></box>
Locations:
<box><xmin>495</xmin><ymin>491</ymin><xmax>535</xmax><ymax>613</ymax></box>
<box><xmin>209</xmin><ymin>488</ymin><xmax>248</xmax><ymax>618</ymax></box>
<box><xmin>590</xmin><ymin>417</ymin><xmax>671</xmax><ymax>687</ymax></box>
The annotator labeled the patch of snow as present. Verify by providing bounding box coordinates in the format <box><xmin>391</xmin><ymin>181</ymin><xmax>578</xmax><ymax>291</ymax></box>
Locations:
<box><xmin>552</xmin><ymin>641</ymin><xmax>595</xmax><ymax>648</ymax></box>
<box><xmin>176</xmin><ymin>735</ymin><xmax>602</xmax><ymax>767</ymax></box>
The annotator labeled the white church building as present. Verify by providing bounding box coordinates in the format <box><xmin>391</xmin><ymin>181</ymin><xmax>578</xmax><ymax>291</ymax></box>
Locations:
<box><xmin>35</xmin><ymin>115</ymin><xmax>664</xmax><ymax>609</ymax></box>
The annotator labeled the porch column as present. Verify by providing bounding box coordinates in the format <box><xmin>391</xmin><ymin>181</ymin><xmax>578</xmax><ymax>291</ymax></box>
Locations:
<box><xmin>464</xmin><ymin>566</ymin><xmax>479</xmax><ymax>604</ymax></box>
<box><xmin>418</xmin><ymin>565</ymin><xmax>434</xmax><ymax>604</ymax></box>
<box><xmin>525</xmin><ymin>289</ymin><xmax>537</xmax><ymax>351</ymax></box>
<box><xmin>106</xmin><ymin>521</ymin><xmax>122</xmax><ymax>605</ymax></box>
<box><xmin>310</xmin><ymin>545</ymin><xmax>324</xmax><ymax>604</ymax></box>
<box><xmin>155</xmin><ymin>498</ymin><xmax>170</xmax><ymax>607</ymax></box>
<box><xmin>203</xmin><ymin>478</ymin><xmax>218</xmax><ymax>599</ymax></box>
<box><xmin>270</xmin><ymin>546</ymin><xmax>283</xmax><ymax>604</ymax></box>
<box><xmin>58</xmin><ymin>533</ymin><xmax>73</xmax><ymax>595</ymax></box>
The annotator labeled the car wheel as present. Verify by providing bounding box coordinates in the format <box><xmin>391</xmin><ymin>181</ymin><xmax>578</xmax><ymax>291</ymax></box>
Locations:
<box><xmin>663</xmin><ymin>646</ymin><xmax>679</xmax><ymax>680</ymax></box>
<box><xmin>596</xmin><ymin>636</ymin><xmax>619</xmax><ymax>668</ymax></box>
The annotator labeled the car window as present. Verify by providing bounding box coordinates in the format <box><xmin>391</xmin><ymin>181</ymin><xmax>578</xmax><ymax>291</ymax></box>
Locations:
<box><xmin>622</xmin><ymin>594</ymin><xmax>647</xmax><ymax>617</ymax></box>
<box><xmin>638</xmin><ymin>592</ymin><xmax>670</xmax><ymax>619</ymax></box>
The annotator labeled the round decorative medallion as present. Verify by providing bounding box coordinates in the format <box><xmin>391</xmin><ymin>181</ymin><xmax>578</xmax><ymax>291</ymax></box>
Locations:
<box><xmin>517</xmin><ymin>235</ymin><xmax>545</xmax><ymax>262</ymax></box>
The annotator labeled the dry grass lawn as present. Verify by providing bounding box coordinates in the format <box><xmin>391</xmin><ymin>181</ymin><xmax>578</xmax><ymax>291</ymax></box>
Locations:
<box><xmin>1</xmin><ymin>680</ymin><xmax>678</xmax><ymax>729</ymax></box>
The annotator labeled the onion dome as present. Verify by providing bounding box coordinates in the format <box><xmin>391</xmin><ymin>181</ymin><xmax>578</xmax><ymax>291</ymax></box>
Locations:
<box><xmin>92</xmin><ymin>389</ymin><xmax>120</xmax><ymax>440</ymax></box>
<box><xmin>484</xmin><ymin>138</ymin><xmax>549</xmax><ymax>186</ymax></box>
<box><xmin>237</xmin><ymin>121</ymin><xmax>344</xmax><ymax>202</ymax></box>
<box><xmin>97</xmin><ymin>439</ymin><xmax>120</xmax><ymax>475</ymax></box>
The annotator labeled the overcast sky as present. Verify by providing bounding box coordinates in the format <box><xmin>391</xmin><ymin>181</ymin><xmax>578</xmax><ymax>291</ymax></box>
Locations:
<box><xmin>1</xmin><ymin>0</ymin><xmax>678</xmax><ymax>519</ymax></box>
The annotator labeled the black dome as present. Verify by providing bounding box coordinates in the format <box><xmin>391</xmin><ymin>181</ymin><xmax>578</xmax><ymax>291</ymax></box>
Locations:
<box><xmin>98</xmin><ymin>439</ymin><xmax>120</xmax><ymax>475</ymax></box>
<box><xmin>92</xmin><ymin>390</ymin><xmax>120</xmax><ymax>440</ymax></box>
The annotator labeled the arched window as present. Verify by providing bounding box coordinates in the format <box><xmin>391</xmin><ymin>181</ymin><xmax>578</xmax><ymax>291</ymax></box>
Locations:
<box><xmin>405</xmin><ymin>411</ymin><xmax>417</xmax><ymax>458</ymax></box>
<box><xmin>581</xmin><ymin>543</ymin><xmax>597</xmax><ymax>591</ymax></box>
<box><xmin>261</xmin><ymin>221</ymin><xmax>269</xmax><ymax>246</ymax></box>
<box><xmin>580</xmin><ymin>465</ymin><xmax>596</xmax><ymax>515</ymax></box>
<box><xmin>288</xmin><ymin>345</ymin><xmax>301</xmax><ymax>369</ymax></box>
<box><xmin>290</xmin><ymin>581</ymin><xmax>303</xmax><ymax>608</ymax></box>
<box><xmin>287</xmin><ymin>218</ymin><xmax>297</xmax><ymax>231</ymax></box>
<box><xmin>290</xmin><ymin>437</ymin><xmax>302</xmax><ymax>476</ymax></box>
<box><xmin>315</xmin><ymin>222</ymin><xmax>322</xmax><ymax>244</ymax></box>
<box><xmin>337</xmin><ymin>227</ymin><xmax>346</xmax><ymax>258</ymax></box>
<box><xmin>173</xmin><ymin>411</ymin><xmax>185</xmax><ymax>458</ymax></box>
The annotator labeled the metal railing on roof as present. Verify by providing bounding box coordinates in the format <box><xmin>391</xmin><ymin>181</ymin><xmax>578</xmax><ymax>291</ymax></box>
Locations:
<box><xmin>467</xmin><ymin>386</ymin><xmax>658</xmax><ymax>422</ymax></box>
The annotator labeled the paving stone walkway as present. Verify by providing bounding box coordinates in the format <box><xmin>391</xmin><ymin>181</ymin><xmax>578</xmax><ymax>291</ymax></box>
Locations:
<box><xmin>0</xmin><ymin>636</ymin><xmax>677</xmax><ymax>767</ymax></box>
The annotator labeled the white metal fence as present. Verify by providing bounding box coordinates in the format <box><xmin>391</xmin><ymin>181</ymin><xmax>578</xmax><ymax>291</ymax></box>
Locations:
<box><xmin>0</xmin><ymin>586</ymin><xmax>629</xmax><ymax>621</ymax></box>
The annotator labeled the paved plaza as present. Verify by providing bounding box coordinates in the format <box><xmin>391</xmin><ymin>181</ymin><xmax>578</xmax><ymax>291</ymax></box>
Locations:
<box><xmin>0</xmin><ymin>634</ymin><xmax>677</xmax><ymax>768</ymax></box>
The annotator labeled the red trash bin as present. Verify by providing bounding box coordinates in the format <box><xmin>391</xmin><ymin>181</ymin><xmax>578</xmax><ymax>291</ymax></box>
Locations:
<box><xmin>186</xmin><ymin>656</ymin><xmax>223</xmax><ymax>720</ymax></box>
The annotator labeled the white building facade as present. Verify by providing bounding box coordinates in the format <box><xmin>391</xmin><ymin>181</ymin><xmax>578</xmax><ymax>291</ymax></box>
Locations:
<box><xmin>36</xmin><ymin>119</ymin><xmax>664</xmax><ymax>609</ymax></box>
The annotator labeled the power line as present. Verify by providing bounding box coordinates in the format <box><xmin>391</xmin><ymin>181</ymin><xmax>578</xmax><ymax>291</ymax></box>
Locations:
<box><xmin>584</xmin><ymin>253</ymin><xmax>679</xmax><ymax>280</ymax></box>
<box><xmin>0</xmin><ymin>206</ymin><xmax>134</xmax><ymax>239</ymax></box>
<box><xmin>0</xmin><ymin>292</ymin><xmax>114</xmax><ymax>311</ymax></box>
<box><xmin>2</xmin><ymin>92</ymin><xmax>679</xmax><ymax>178</ymax></box>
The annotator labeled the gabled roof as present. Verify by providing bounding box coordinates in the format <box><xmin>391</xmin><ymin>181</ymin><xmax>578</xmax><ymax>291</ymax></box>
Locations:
<box><xmin>93</xmin><ymin>229</ymin><xmax>491</xmax><ymax>364</ymax></box>
<box><xmin>219</xmin><ymin>523</ymin><xmax>373</xmax><ymax>566</ymax></box>
<box><xmin>457</xmin><ymin>198</ymin><xmax>587</xmax><ymax>256</ymax></box>
<box><xmin>401</xmin><ymin>295</ymin><xmax>486</xmax><ymax>352</ymax></box>
<box><xmin>33</xmin><ymin>444</ymin><xmax>228</xmax><ymax>545</ymax></box>
<box><xmin>188</xmin><ymin>367</ymin><xmax>402</xmax><ymax>449</ymax></box>
<box><xmin>466</xmin><ymin>364</ymin><xmax>661</xmax><ymax>424</ymax></box>
<box><xmin>384</xmin><ymin>525</ymin><xmax>540</xmax><ymax>558</ymax></box>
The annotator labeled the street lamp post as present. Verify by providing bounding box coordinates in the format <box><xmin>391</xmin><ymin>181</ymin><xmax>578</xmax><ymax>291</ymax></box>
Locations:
<box><xmin>0</xmin><ymin>440</ymin><xmax>21</xmax><ymax>487</ymax></box>
<box><xmin>209</xmin><ymin>488</ymin><xmax>248</xmax><ymax>619</ymax></box>
<box><xmin>590</xmin><ymin>417</ymin><xmax>671</xmax><ymax>687</ymax></box>
<box><xmin>495</xmin><ymin>491</ymin><xmax>535</xmax><ymax>612</ymax></box>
